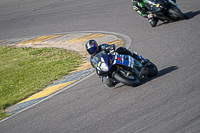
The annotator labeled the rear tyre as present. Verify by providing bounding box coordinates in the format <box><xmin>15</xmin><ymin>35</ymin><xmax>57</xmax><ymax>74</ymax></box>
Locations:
<box><xmin>167</xmin><ymin>7</ymin><xmax>188</xmax><ymax>20</ymax></box>
<box><xmin>146</xmin><ymin>62</ymin><xmax>158</xmax><ymax>77</ymax></box>
<box><xmin>113</xmin><ymin>71</ymin><xmax>140</xmax><ymax>87</ymax></box>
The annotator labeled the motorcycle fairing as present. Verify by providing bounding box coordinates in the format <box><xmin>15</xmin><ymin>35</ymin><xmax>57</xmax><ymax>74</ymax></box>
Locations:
<box><xmin>113</xmin><ymin>53</ymin><xmax>147</xmax><ymax>78</ymax></box>
<box><xmin>145</xmin><ymin>0</ymin><xmax>166</xmax><ymax>14</ymax></box>
<box><xmin>91</xmin><ymin>51</ymin><xmax>146</xmax><ymax>78</ymax></box>
<box><xmin>112</xmin><ymin>53</ymin><xmax>135</xmax><ymax>69</ymax></box>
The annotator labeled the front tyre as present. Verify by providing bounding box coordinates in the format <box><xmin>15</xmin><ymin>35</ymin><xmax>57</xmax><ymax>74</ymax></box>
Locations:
<box><xmin>113</xmin><ymin>71</ymin><xmax>140</xmax><ymax>87</ymax></box>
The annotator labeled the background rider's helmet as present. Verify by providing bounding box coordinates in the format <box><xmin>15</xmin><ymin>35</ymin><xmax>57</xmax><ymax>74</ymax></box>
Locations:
<box><xmin>85</xmin><ymin>40</ymin><xmax>99</xmax><ymax>55</ymax></box>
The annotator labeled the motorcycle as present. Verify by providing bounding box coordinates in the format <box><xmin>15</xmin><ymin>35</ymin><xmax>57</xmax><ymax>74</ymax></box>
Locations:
<box><xmin>145</xmin><ymin>0</ymin><xmax>188</xmax><ymax>22</ymax></box>
<box><xmin>91</xmin><ymin>51</ymin><xmax>158</xmax><ymax>87</ymax></box>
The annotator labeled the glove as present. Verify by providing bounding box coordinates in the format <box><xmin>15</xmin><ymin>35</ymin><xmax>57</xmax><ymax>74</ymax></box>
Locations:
<box><xmin>110</xmin><ymin>44</ymin><xmax>115</xmax><ymax>51</ymax></box>
<box><xmin>148</xmin><ymin>13</ymin><xmax>153</xmax><ymax>19</ymax></box>
<box><xmin>105</xmin><ymin>44</ymin><xmax>115</xmax><ymax>53</ymax></box>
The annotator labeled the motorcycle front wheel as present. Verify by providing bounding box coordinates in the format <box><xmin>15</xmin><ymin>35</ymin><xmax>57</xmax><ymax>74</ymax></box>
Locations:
<box><xmin>113</xmin><ymin>70</ymin><xmax>140</xmax><ymax>87</ymax></box>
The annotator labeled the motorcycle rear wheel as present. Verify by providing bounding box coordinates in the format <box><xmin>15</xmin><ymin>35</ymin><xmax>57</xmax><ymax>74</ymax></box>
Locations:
<box><xmin>146</xmin><ymin>62</ymin><xmax>158</xmax><ymax>77</ymax></box>
<box><xmin>113</xmin><ymin>71</ymin><xmax>140</xmax><ymax>87</ymax></box>
<box><xmin>167</xmin><ymin>7</ymin><xmax>188</xmax><ymax>20</ymax></box>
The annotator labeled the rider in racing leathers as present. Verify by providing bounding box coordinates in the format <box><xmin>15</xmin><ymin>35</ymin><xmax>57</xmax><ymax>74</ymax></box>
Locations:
<box><xmin>132</xmin><ymin>0</ymin><xmax>176</xmax><ymax>27</ymax></box>
<box><xmin>132</xmin><ymin>0</ymin><xmax>159</xmax><ymax>27</ymax></box>
<box><xmin>85</xmin><ymin>39</ymin><xmax>147</xmax><ymax>87</ymax></box>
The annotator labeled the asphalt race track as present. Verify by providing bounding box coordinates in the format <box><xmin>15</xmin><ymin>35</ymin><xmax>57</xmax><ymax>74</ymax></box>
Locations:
<box><xmin>0</xmin><ymin>0</ymin><xmax>200</xmax><ymax>133</ymax></box>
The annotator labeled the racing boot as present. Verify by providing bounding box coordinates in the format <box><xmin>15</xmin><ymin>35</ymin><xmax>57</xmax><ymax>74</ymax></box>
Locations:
<box><xmin>133</xmin><ymin>59</ymin><xmax>149</xmax><ymax>78</ymax></box>
<box><xmin>131</xmin><ymin>52</ymin><xmax>150</xmax><ymax>66</ymax></box>
<box><xmin>141</xmin><ymin>58</ymin><xmax>150</xmax><ymax>66</ymax></box>
<box><xmin>131</xmin><ymin>52</ymin><xmax>144</xmax><ymax>62</ymax></box>
<box><xmin>148</xmin><ymin>13</ymin><xmax>159</xmax><ymax>27</ymax></box>
<box><xmin>148</xmin><ymin>17</ymin><xmax>159</xmax><ymax>27</ymax></box>
<box><xmin>105</xmin><ymin>78</ymin><xmax>117</xmax><ymax>87</ymax></box>
<box><xmin>131</xmin><ymin>52</ymin><xmax>141</xmax><ymax>60</ymax></box>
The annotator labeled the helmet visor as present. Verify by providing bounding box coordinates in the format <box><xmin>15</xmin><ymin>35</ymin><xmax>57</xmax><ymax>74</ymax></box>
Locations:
<box><xmin>87</xmin><ymin>47</ymin><xmax>97</xmax><ymax>55</ymax></box>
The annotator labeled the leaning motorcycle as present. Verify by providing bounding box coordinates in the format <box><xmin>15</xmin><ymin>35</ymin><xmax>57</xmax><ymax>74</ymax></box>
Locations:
<box><xmin>145</xmin><ymin>0</ymin><xmax>188</xmax><ymax>22</ymax></box>
<box><xmin>91</xmin><ymin>51</ymin><xmax>158</xmax><ymax>87</ymax></box>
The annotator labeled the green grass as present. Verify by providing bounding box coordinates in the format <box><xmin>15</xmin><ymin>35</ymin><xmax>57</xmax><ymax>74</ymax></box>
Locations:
<box><xmin>0</xmin><ymin>46</ymin><xmax>83</xmax><ymax>120</ymax></box>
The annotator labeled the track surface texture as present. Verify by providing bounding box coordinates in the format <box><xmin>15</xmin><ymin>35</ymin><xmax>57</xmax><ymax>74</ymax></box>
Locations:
<box><xmin>0</xmin><ymin>0</ymin><xmax>200</xmax><ymax>133</ymax></box>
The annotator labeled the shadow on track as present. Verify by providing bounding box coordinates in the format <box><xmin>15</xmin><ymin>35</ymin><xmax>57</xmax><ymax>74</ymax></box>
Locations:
<box><xmin>113</xmin><ymin>66</ymin><xmax>179</xmax><ymax>89</ymax></box>
<box><xmin>68</xmin><ymin>66</ymin><xmax>179</xmax><ymax>90</ymax></box>
<box><xmin>184</xmin><ymin>10</ymin><xmax>200</xmax><ymax>19</ymax></box>
<box><xmin>139</xmin><ymin>66</ymin><xmax>179</xmax><ymax>86</ymax></box>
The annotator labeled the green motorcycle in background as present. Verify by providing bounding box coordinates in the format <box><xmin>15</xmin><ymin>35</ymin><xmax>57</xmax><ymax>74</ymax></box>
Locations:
<box><xmin>145</xmin><ymin>0</ymin><xmax>188</xmax><ymax>21</ymax></box>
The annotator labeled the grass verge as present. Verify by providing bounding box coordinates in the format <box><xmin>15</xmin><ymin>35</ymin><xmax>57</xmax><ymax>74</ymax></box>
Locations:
<box><xmin>0</xmin><ymin>46</ymin><xmax>83</xmax><ymax>120</ymax></box>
